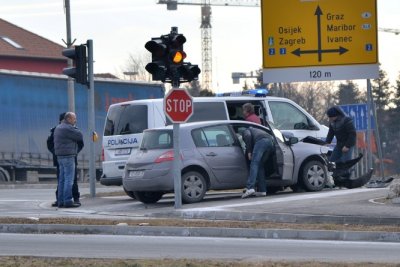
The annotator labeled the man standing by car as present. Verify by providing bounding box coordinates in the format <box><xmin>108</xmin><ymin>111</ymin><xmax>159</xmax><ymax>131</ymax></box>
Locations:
<box><xmin>47</xmin><ymin>112</ymin><xmax>83</xmax><ymax>207</ymax></box>
<box><xmin>241</xmin><ymin>126</ymin><xmax>274</xmax><ymax>198</ymax></box>
<box><xmin>325</xmin><ymin>106</ymin><xmax>356</xmax><ymax>179</ymax></box>
<box><xmin>54</xmin><ymin>112</ymin><xmax>83</xmax><ymax>208</ymax></box>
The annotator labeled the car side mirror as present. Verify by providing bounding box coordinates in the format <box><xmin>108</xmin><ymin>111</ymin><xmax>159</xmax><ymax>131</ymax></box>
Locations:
<box><xmin>288</xmin><ymin>136</ymin><xmax>299</xmax><ymax>145</ymax></box>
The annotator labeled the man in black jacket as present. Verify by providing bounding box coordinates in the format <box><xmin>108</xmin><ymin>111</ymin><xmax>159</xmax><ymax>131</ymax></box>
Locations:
<box><xmin>47</xmin><ymin>112</ymin><xmax>83</xmax><ymax>207</ymax></box>
<box><xmin>325</xmin><ymin>106</ymin><xmax>356</xmax><ymax>178</ymax></box>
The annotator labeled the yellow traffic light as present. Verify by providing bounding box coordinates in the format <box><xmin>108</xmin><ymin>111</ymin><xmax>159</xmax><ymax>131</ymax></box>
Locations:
<box><xmin>171</xmin><ymin>51</ymin><xmax>186</xmax><ymax>64</ymax></box>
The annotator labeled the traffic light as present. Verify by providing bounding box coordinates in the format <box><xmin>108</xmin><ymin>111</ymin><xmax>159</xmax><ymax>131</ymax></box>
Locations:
<box><xmin>145</xmin><ymin>37</ymin><xmax>168</xmax><ymax>82</ymax></box>
<box><xmin>145</xmin><ymin>27</ymin><xmax>201</xmax><ymax>86</ymax></box>
<box><xmin>168</xmin><ymin>33</ymin><xmax>186</xmax><ymax>66</ymax></box>
<box><xmin>178</xmin><ymin>63</ymin><xmax>201</xmax><ymax>82</ymax></box>
<box><xmin>62</xmin><ymin>45</ymin><xmax>87</xmax><ymax>85</ymax></box>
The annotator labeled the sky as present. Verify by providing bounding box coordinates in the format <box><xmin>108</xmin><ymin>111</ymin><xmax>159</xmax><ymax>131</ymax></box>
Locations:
<box><xmin>1</xmin><ymin>0</ymin><xmax>399</xmax><ymax>93</ymax></box>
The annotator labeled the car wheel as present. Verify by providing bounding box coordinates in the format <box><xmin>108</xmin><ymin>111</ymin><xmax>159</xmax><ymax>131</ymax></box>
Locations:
<box><xmin>123</xmin><ymin>187</ymin><xmax>136</xmax><ymax>199</ymax></box>
<box><xmin>0</xmin><ymin>168</ymin><xmax>10</xmax><ymax>183</ymax></box>
<box><xmin>181</xmin><ymin>171</ymin><xmax>207</xmax><ymax>204</ymax></box>
<box><xmin>133</xmin><ymin>191</ymin><xmax>163</xmax><ymax>204</ymax></box>
<box><xmin>301</xmin><ymin>160</ymin><xmax>327</xmax><ymax>192</ymax></box>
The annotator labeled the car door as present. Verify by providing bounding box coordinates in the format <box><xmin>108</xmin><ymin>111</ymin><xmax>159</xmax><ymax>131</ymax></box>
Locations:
<box><xmin>271</xmin><ymin>127</ymin><xmax>295</xmax><ymax>181</ymax></box>
<box><xmin>232</xmin><ymin>123</ymin><xmax>294</xmax><ymax>182</ymax></box>
<box><xmin>192</xmin><ymin>124</ymin><xmax>248</xmax><ymax>187</ymax></box>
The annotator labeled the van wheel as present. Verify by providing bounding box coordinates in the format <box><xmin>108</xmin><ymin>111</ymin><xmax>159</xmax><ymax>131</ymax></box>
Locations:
<box><xmin>301</xmin><ymin>160</ymin><xmax>327</xmax><ymax>192</ymax></box>
<box><xmin>123</xmin><ymin>187</ymin><xmax>136</xmax><ymax>199</ymax></box>
<box><xmin>133</xmin><ymin>191</ymin><xmax>163</xmax><ymax>204</ymax></box>
<box><xmin>182</xmin><ymin>171</ymin><xmax>207</xmax><ymax>204</ymax></box>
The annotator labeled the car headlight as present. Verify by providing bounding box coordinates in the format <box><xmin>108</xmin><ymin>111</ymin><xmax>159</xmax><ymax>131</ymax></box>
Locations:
<box><xmin>320</xmin><ymin>146</ymin><xmax>329</xmax><ymax>154</ymax></box>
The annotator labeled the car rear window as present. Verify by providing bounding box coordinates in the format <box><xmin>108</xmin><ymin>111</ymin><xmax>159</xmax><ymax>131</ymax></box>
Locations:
<box><xmin>104</xmin><ymin>104</ymin><xmax>148</xmax><ymax>136</ymax></box>
<box><xmin>140</xmin><ymin>130</ymin><xmax>173</xmax><ymax>150</ymax></box>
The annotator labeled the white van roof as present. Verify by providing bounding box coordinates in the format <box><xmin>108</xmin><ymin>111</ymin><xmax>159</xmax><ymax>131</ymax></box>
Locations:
<box><xmin>109</xmin><ymin>95</ymin><xmax>292</xmax><ymax>109</ymax></box>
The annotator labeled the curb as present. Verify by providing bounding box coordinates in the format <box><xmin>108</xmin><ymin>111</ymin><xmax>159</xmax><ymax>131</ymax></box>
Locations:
<box><xmin>1</xmin><ymin>223</ymin><xmax>399</xmax><ymax>243</ymax></box>
<box><xmin>150</xmin><ymin>210</ymin><xmax>400</xmax><ymax>226</ymax></box>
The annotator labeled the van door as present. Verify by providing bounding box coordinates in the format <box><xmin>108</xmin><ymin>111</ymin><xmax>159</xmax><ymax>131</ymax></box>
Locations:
<box><xmin>102</xmin><ymin>103</ymin><xmax>149</xmax><ymax>184</ymax></box>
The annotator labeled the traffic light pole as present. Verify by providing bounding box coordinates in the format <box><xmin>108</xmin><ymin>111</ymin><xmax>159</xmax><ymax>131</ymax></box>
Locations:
<box><xmin>87</xmin><ymin>39</ymin><xmax>96</xmax><ymax>198</ymax></box>
<box><xmin>64</xmin><ymin>0</ymin><xmax>75</xmax><ymax>112</ymax></box>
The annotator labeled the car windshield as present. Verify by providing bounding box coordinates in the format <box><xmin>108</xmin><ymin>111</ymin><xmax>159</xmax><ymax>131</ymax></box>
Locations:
<box><xmin>140</xmin><ymin>130</ymin><xmax>173</xmax><ymax>150</ymax></box>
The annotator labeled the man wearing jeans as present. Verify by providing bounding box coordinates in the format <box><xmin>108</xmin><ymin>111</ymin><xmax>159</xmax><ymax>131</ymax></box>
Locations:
<box><xmin>241</xmin><ymin>126</ymin><xmax>274</xmax><ymax>198</ymax></box>
<box><xmin>325</xmin><ymin>106</ymin><xmax>356</xmax><ymax>179</ymax></box>
<box><xmin>54</xmin><ymin>112</ymin><xmax>83</xmax><ymax>208</ymax></box>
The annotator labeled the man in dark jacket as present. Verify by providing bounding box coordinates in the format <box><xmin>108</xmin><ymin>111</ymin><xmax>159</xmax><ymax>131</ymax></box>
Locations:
<box><xmin>325</xmin><ymin>106</ymin><xmax>356</xmax><ymax>177</ymax></box>
<box><xmin>47</xmin><ymin>112</ymin><xmax>83</xmax><ymax>207</ymax></box>
<box><xmin>54</xmin><ymin>112</ymin><xmax>83</xmax><ymax>208</ymax></box>
<box><xmin>241</xmin><ymin>126</ymin><xmax>274</xmax><ymax>198</ymax></box>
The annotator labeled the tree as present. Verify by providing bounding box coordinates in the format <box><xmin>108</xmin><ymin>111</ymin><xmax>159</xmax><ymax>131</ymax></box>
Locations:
<box><xmin>390</xmin><ymin>72</ymin><xmax>400</xmax><ymax>109</ymax></box>
<box><xmin>336</xmin><ymin>80</ymin><xmax>364</xmax><ymax>105</ymax></box>
<box><xmin>184</xmin><ymin>81</ymin><xmax>215</xmax><ymax>97</ymax></box>
<box><xmin>121</xmin><ymin>53</ymin><xmax>152</xmax><ymax>81</ymax></box>
<box><xmin>371</xmin><ymin>69</ymin><xmax>391</xmax><ymax>112</ymax></box>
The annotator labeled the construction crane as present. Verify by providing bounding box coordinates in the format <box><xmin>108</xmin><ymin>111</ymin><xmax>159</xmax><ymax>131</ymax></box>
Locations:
<box><xmin>379</xmin><ymin>27</ymin><xmax>400</xmax><ymax>35</ymax></box>
<box><xmin>157</xmin><ymin>0</ymin><xmax>260</xmax><ymax>91</ymax></box>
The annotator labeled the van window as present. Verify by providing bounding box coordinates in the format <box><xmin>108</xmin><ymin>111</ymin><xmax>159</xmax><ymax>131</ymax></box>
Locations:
<box><xmin>269</xmin><ymin>101</ymin><xmax>309</xmax><ymax>130</ymax></box>
<box><xmin>166</xmin><ymin>102</ymin><xmax>227</xmax><ymax>125</ymax></box>
<box><xmin>104</xmin><ymin>104</ymin><xmax>148</xmax><ymax>136</ymax></box>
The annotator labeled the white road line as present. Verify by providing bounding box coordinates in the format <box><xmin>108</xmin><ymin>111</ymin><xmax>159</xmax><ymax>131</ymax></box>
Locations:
<box><xmin>185</xmin><ymin>188</ymin><xmax>386</xmax><ymax>211</ymax></box>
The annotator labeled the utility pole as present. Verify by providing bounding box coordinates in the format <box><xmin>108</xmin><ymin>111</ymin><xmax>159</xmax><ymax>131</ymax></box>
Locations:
<box><xmin>64</xmin><ymin>0</ymin><xmax>75</xmax><ymax>112</ymax></box>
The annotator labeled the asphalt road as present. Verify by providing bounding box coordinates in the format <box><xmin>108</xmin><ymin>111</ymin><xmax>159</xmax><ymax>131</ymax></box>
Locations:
<box><xmin>1</xmin><ymin>233</ymin><xmax>400</xmax><ymax>263</ymax></box>
<box><xmin>0</xmin><ymin>183</ymin><xmax>398</xmax><ymax>222</ymax></box>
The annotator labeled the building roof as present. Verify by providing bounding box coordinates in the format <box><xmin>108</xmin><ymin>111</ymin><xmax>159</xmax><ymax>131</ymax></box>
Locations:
<box><xmin>0</xmin><ymin>18</ymin><xmax>65</xmax><ymax>61</ymax></box>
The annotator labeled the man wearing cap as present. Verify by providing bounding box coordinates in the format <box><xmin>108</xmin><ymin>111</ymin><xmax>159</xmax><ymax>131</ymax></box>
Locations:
<box><xmin>325</xmin><ymin>106</ymin><xmax>356</xmax><ymax>178</ymax></box>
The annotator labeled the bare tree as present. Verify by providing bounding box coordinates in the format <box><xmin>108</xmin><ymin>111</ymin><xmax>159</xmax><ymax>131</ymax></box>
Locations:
<box><xmin>121</xmin><ymin>53</ymin><xmax>152</xmax><ymax>81</ymax></box>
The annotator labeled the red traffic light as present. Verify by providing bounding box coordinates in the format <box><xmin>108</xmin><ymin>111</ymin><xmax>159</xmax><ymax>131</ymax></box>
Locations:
<box><xmin>170</xmin><ymin>34</ymin><xmax>186</xmax><ymax>48</ymax></box>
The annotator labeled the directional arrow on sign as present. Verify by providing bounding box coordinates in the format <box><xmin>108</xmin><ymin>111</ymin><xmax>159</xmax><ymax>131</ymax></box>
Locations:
<box><xmin>292</xmin><ymin>47</ymin><xmax>349</xmax><ymax>57</ymax></box>
<box><xmin>291</xmin><ymin>5</ymin><xmax>349</xmax><ymax>62</ymax></box>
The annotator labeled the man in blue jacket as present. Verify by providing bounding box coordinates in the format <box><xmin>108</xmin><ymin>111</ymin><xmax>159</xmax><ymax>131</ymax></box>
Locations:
<box><xmin>54</xmin><ymin>112</ymin><xmax>83</xmax><ymax>208</ymax></box>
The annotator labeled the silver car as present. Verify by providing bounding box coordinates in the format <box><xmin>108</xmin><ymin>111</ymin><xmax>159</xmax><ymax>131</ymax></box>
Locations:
<box><xmin>123</xmin><ymin>120</ymin><xmax>329</xmax><ymax>204</ymax></box>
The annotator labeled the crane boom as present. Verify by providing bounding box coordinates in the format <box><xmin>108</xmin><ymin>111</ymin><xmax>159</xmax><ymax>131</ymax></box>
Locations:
<box><xmin>378</xmin><ymin>27</ymin><xmax>400</xmax><ymax>35</ymax></box>
<box><xmin>157</xmin><ymin>0</ymin><xmax>259</xmax><ymax>8</ymax></box>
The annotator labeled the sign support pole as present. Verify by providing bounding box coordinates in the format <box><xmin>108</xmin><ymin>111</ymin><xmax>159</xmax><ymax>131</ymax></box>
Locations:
<box><xmin>173</xmin><ymin>121</ymin><xmax>182</xmax><ymax>209</ymax></box>
<box><xmin>367</xmin><ymin>79</ymin><xmax>385</xmax><ymax>179</ymax></box>
<box><xmin>366</xmin><ymin>79</ymin><xmax>373</xmax><ymax>170</ymax></box>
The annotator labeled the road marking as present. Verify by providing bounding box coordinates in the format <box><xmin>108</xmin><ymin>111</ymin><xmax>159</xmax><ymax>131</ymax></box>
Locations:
<box><xmin>185</xmin><ymin>188</ymin><xmax>385</xmax><ymax>211</ymax></box>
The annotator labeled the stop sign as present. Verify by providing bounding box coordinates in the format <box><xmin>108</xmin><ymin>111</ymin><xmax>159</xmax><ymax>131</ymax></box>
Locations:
<box><xmin>164</xmin><ymin>89</ymin><xmax>193</xmax><ymax>123</ymax></box>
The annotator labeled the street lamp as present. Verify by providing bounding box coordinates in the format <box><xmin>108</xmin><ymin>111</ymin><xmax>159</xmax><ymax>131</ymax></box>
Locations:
<box><xmin>123</xmin><ymin>71</ymin><xmax>138</xmax><ymax>80</ymax></box>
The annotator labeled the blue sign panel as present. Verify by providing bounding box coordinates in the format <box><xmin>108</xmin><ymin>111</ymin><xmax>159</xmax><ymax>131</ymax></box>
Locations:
<box><xmin>339</xmin><ymin>104</ymin><xmax>375</xmax><ymax>131</ymax></box>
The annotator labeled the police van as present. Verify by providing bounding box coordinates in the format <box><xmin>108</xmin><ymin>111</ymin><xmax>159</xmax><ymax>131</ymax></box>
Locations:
<box><xmin>101</xmin><ymin>95</ymin><xmax>329</xmax><ymax>190</ymax></box>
